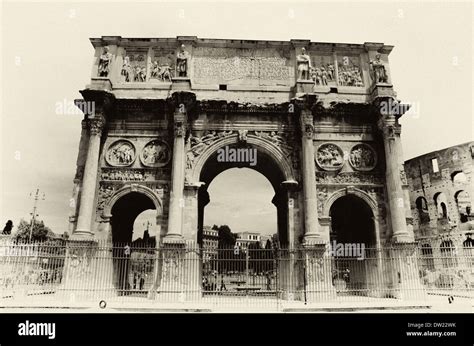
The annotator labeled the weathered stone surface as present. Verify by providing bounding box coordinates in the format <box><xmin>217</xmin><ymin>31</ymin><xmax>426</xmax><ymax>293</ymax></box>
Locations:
<box><xmin>67</xmin><ymin>36</ymin><xmax>418</xmax><ymax>301</ymax></box>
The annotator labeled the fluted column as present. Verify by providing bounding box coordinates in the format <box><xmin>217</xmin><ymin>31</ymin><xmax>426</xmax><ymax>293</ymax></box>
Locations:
<box><xmin>165</xmin><ymin>109</ymin><xmax>187</xmax><ymax>243</ymax></box>
<box><xmin>300</xmin><ymin>109</ymin><xmax>323</xmax><ymax>243</ymax></box>
<box><xmin>74</xmin><ymin>116</ymin><xmax>105</xmax><ymax>238</ymax></box>
<box><xmin>378</xmin><ymin>114</ymin><xmax>413</xmax><ymax>242</ymax></box>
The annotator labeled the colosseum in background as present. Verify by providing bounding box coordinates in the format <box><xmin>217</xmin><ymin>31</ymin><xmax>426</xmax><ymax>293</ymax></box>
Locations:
<box><xmin>405</xmin><ymin>141</ymin><xmax>474</xmax><ymax>287</ymax></box>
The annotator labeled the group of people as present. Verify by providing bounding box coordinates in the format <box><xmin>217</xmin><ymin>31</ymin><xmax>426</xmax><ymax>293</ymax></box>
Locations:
<box><xmin>202</xmin><ymin>271</ymin><xmax>275</xmax><ymax>292</ymax></box>
<box><xmin>202</xmin><ymin>272</ymin><xmax>227</xmax><ymax>292</ymax></box>
<box><xmin>132</xmin><ymin>272</ymin><xmax>146</xmax><ymax>291</ymax></box>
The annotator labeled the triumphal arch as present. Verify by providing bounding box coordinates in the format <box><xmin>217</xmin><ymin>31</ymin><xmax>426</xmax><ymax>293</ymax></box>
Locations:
<box><xmin>65</xmin><ymin>36</ymin><xmax>420</xmax><ymax>301</ymax></box>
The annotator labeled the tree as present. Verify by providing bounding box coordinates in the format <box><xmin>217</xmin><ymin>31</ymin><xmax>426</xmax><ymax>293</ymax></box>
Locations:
<box><xmin>212</xmin><ymin>225</ymin><xmax>237</xmax><ymax>273</ymax></box>
<box><xmin>215</xmin><ymin>225</ymin><xmax>237</xmax><ymax>249</ymax></box>
<box><xmin>14</xmin><ymin>219</ymin><xmax>55</xmax><ymax>242</ymax></box>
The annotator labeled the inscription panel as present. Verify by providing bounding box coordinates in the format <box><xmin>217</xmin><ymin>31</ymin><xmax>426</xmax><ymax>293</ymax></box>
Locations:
<box><xmin>192</xmin><ymin>47</ymin><xmax>293</xmax><ymax>86</ymax></box>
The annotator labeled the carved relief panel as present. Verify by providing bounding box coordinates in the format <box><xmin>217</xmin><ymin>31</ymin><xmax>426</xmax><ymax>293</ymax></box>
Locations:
<box><xmin>337</xmin><ymin>55</ymin><xmax>364</xmax><ymax>87</ymax></box>
<box><xmin>102</xmin><ymin>136</ymin><xmax>172</xmax><ymax>172</ymax></box>
<box><xmin>310</xmin><ymin>55</ymin><xmax>336</xmax><ymax>87</ymax></box>
<box><xmin>122</xmin><ymin>49</ymin><xmax>148</xmax><ymax>82</ymax></box>
<box><xmin>348</xmin><ymin>144</ymin><xmax>377</xmax><ymax>171</ymax></box>
<box><xmin>150</xmin><ymin>48</ymin><xmax>175</xmax><ymax>82</ymax></box>
<box><xmin>192</xmin><ymin>47</ymin><xmax>293</xmax><ymax>86</ymax></box>
<box><xmin>105</xmin><ymin>140</ymin><xmax>136</xmax><ymax>167</ymax></box>
<box><xmin>140</xmin><ymin>140</ymin><xmax>171</xmax><ymax>167</ymax></box>
<box><xmin>315</xmin><ymin>143</ymin><xmax>344</xmax><ymax>171</ymax></box>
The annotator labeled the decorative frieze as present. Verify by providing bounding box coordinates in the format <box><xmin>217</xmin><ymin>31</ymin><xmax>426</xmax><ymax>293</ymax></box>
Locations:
<box><xmin>101</xmin><ymin>168</ymin><xmax>148</xmax><ymax>181</ymax></box>
<box><xmin>316</xmin><ymin>172</ymin><xmax>384</xmax><ymax>185</ymax></box>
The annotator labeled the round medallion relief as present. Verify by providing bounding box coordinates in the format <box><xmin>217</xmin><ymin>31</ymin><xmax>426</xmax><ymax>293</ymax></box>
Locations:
<box><xmin>349</xmin><ymin>143</ymin><xmax>377</xmax><ymax>171</ymax></box>
<box><xmin>315</xmin><ymin>143</ymin><xmax>344</xmax><ymax>171</ymax></box>
<box><xmin>105</xmin><ymin>140</ymin><xmax>136</xmax><ymax>167</ymax></box>
<box><xmin>140</xmin><ymin>140</ymin><xmax>171</xmax><ymax>167</ymax></box>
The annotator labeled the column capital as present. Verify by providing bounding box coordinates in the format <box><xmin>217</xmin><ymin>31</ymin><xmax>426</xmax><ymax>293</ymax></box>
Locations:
<box><xmin>174</xmin><ymin>112</ymin><xmax>187</xmax><ymax>137</ymax></box>
<box><xmin>169</xmin><ymin>91</ymin><xmax>196</xmax><ymax>113</ymax></box>
<box><xmin>88</xmin><ymin>116</ymin><xmax>106</xmax><ymax>136</ymax></box>
<box><xmin>281</xmin><ymin>179</ymin><xmax>299</xmax><ymax>192</ymax></box>
<box><xmin>298</xmin><ymin>108</ymin><xmax>314</xmax><ymax>139</ymax></box>
<box><xmin>377</xmin><ymin>114</ymin><xmax>401</xmax><ymax>139</ymax></box>
<box><xmin>81</xmin><ymin>119</ymin><xmax>88</xmax><ymax>130</ymax></box>
<box><xmin>301</xmin><ymin>111</ymin><xmax>314</xmax><ymax>134</ymax></box>
<box><xmin>293</xmin><ymin>94</ymin><xmax>320</xmax><ymax>113</ymax></box>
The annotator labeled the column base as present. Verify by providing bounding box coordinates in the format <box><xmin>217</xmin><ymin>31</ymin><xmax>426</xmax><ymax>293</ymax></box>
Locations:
<box><xmin>303</xmin><ymin>234</ymin><xmax>327</xmax><ymax>246</ymax></box>
<box><xmin>391</xmin><ymin>232</ymin><xmax>415</xmax><ymax>243</ymax></box>
<box><xmin>162</xmin><ymin>234</ymin><xmax>186</xmax><ymax>245</ymax></box>
<box><xmin>70</xmin><ymin>230</ymin><xmax>94</xmax><ymax>241</ymax></box>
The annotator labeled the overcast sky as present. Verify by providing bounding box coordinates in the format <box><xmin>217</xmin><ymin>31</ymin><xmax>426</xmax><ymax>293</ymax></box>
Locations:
<box><xmin>1</xmin><ymin>1</ymin><xmax>472</xmax><ymax>236</ymax></box>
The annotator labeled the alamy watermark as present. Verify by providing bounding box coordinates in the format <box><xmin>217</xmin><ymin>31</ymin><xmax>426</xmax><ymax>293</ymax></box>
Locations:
<box><xmin>55</xmin><ymin>98</ymin><xmax>95</xmax><ymax>116</ymax></box>
<box><xmin>216</xmin><ymin>146</ymin><xmax>257</xmax><ymax>166</ymax></box>
<box><xmin>18</xmin><ymin>320</ymin><xmax>56</xmax><ymax>340</ymax></box>
<box><xmin>380</xmin><ymin>98</ymin><xmax>420</xmax><ymax>118</ymax></box>
<box><xmin>326</xmin><ymin>241</ymin><xmax>366</xmax><ymax>260</ymax></box>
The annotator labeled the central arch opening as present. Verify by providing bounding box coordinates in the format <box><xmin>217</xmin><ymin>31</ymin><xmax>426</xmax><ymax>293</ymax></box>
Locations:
<box><xmin>197</xmin><ymin>142</ymin><xmax>289</xmax><ymax>295</ymax></box>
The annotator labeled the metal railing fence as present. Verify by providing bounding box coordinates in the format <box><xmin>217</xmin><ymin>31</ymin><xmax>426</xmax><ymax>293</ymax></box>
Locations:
<box><xmin>0</xmin><ymin>239</ymin><xmax>472</xmax><ymax>309</ymax></box>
